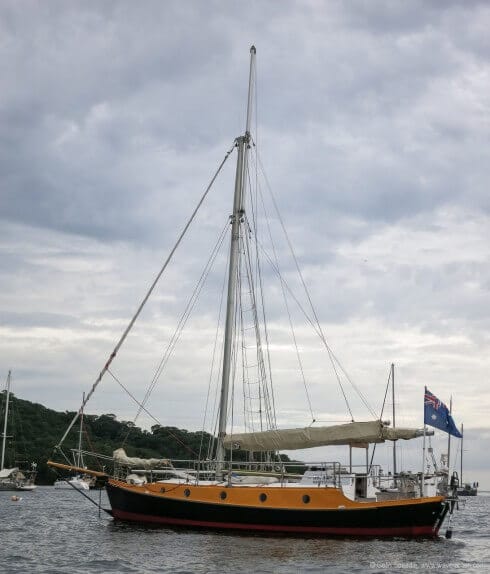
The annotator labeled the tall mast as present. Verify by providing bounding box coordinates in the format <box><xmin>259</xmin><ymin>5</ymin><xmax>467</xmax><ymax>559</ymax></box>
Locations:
<box><xmin>1</xmin><ymin>370</ymin><xmax>12</xmax><ymax>471</ymax></box>
<box><xmin>421</xmin><ymin>386</ymin><xmax>427</xmax><ymax>496</ymax></box>
<box><xmin>216</xmin><ymin>46</ymin><xmax>256</xmax><ymax>465</ymax></box>
<box><xmin>77</xmin><ymin>393</ymin><xmax>85</xmax><ymax>468</ymax></box>
<box><xmin>391</xmin><ymin>363</ymin><xmax>397</xmax><ymax>482</ymax></box>
<box><xmin>245</xmin><ymin>46</ymin><xmax>256</xmax><ymax>137</ymax></box>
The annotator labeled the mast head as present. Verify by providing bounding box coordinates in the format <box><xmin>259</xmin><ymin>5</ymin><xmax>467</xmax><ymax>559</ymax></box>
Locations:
<box><xmin>250</xmin><ymin>45</ymin><xmax>256</xmax><ymax>54</ymax></box>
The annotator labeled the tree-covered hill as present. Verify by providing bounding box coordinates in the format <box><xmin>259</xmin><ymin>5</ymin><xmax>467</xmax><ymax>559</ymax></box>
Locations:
<box><xmin>0</xmin><ymin>392</ymin><xmax>217</xmax><ymax>484</ymax></box>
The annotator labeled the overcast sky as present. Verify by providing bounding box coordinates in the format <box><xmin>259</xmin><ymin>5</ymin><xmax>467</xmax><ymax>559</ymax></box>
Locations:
<box><xmin>1</xmin><ymin>1</ymin><xmax>489</xmax><ymax>486</ymax></box>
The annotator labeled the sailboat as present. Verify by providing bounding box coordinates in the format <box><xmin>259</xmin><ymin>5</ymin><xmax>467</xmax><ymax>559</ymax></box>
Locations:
<box><xmin>457</xmin><ymin>423</ymin><xmax>477</xmax><ymax>496</ymax></box>
<box><xmin>0</xmin><ymin>371</ymin><xmax>37</xmax><ymax>491</ymax></box>
<box><xmin>48</xmin><ymin>47</ymin><xmax>454</xmax><ymax>537</ymax></box>
<box><xmin>54</xmin><ymin>395</ymin><xmax>92</xmax><ymax>491</ymax></box>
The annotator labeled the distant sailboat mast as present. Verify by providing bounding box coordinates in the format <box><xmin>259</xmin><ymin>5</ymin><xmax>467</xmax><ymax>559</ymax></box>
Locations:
<box><xmin>391</xmin><ymin>363</ymin><xmax>397</xmax><ymax>483</ymax></box>
<box><xmin>216</xmin><ymin>46</ymin><xmax>256</xmax><ymax>466</ymax></box>
<box><xmin>1</xmin><ymin>370</ymin><xmax>12</xmax><ymax>471</ymax></box>
<box><xmin>76</xmin><ymin>393</ymin><xmax>85</xmax><ymax>468</ymax></box>
<box><xmin>460</xmin><ymin>422</ymin><xmax>464</xmax><ymax>483</ymax></box>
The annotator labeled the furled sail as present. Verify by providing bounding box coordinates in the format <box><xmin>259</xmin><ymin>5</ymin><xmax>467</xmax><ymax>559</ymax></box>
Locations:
<box><xmin>381</xmin><ymin>426</ymin><xmax>427</xmax><ymax>441</ymax></box>
<box><xmin>223</xmin><ymin>420</ymin><xmax>426</xmax><ymax>452</ymax></box>
<box><xmin>113</xmin><ymin>448</ymin><xmax>172</xmax><ymax>469</ymax></box>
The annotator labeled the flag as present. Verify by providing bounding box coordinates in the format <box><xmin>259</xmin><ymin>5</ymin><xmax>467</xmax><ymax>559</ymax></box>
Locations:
<box><xmin>424</xmin><ymin>387</ymin><xmax>462</xmax><ymax>438</ymax></box>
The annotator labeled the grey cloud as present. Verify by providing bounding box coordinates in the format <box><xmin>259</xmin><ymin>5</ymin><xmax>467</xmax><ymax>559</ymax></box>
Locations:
<box><xmin>1</xmin><ymin>1</ymin><xmax>490</xmax><ymax>485</ymax></box>
<box><xmin>0</xmin><ymin>311</ymin><xmax>79</xmax><ymax>329</ymax></box>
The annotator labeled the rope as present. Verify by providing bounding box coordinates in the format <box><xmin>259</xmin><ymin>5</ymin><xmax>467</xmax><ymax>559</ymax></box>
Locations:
<box><xmin>131</xmin><ymin>221</ymin><xmax>229</xmax><ymax>426</ymax></box>
<box><xmin>252</xmin><ymin>147</ymin><xmax>378</xmax><ymax>420</ymax></box>
<box><xmin>52</xmin><ymin>471</ymin><xmax>111</xmax><ymax>515</ymax></box>
<box><xmin>369</xmin><ymin>365</ymin><xmax>392</xmax><ymax>471</ymax></box>
<box><xmin>253</xmin><ymin>236</ymin><xmax>353</xmax><ymax>420</ymax></box>
<box><xmin>250</xmin><ymin>159</ymin><xmax>314</xmax><ymax>422</ymax></box>
<box><xmin>198</xmin><ymin>250</ymin><xmax>228</xmax><ymax>463</ymax></box>
<box><xmin>249</xmin><ymin>189</ymin><xmax>277</xmax><ymax>428</ymax></box>
<box><xmin>241</xmin><ymin>223</ymin><xmax>276</xmax><ymax>431</ymax></box>
<box><xmin>55</xmin><ymin>141</ymin><xmax>236</xmax><ymax>449</ymax></box>
<box><xmin>108</xmin><ymin>370</ymin><xmax>198</xmax><ymax>458</ymax></box>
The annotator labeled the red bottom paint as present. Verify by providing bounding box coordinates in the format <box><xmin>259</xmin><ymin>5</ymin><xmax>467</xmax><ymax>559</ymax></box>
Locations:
<box><xmin>111</xmin><ymin>509</ymin><xmax>438</xmax><ymax>538</ymax></box>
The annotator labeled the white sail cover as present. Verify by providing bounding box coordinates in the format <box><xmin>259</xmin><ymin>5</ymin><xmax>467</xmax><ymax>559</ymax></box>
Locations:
<box><xmin>113</xmin><ymin>448</ymin><xmax>172</xmax><ymax>469</ymax></box>
<box><xmin>223</xmin><ymin>421</ymin><xmax>425</xmax><ymax>452</ymax></box>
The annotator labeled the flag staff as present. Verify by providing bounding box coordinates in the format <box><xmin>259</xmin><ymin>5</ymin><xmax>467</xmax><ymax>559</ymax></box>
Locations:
<box><xmin>447</xmin><ymin>395</ymin><xmax>452</xmax><ymax>474</ymax></box>
<box><xmin>421</xmin><ymin>386</ymin><xmax>427</xmax><ymax>496</ymax></box>
<box><xmin>391</xmin><ymin>363</ymin><xmax>397</xmax><ymax>485</ymax></box>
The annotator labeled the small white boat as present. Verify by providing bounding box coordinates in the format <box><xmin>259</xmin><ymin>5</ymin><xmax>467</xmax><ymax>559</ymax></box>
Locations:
<box><xmin>53</xmin><ymin>393</ymin><xmax>95</xmax><ymax>492</ymax></box>
<box><xmin>54</xmin><ymin>475</ymin><xmax>90</xmax><ymax>491</ymax></box>
<box><xmin>16</xmin><ymin>482</ymin><xmax>37</xmax><ymax>491</ymax></box>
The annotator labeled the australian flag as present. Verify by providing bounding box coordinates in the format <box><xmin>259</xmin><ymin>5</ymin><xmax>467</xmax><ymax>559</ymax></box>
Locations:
<box><xmin>424</xmin><ymin>387</ymin><xmax>462</xmax><ymax>438</ymax></box>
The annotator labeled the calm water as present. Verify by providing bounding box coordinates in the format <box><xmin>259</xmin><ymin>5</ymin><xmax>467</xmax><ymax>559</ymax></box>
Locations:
<box><xmin>1</xmin><ymin>487</ymin><xmax>489</xmax><ymax>573</ymax></box>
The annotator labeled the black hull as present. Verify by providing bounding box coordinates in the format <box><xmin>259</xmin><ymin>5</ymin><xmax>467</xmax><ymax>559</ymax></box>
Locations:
<box><xmin>106</xmin><ymin>482</ymin><xmax>449</xmax><ymax>538</ymax></box>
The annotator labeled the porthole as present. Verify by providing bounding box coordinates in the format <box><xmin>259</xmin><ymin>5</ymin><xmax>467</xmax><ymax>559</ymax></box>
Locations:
<box><xmin>259</xmin><ymin>493</ymin><xmax>267</xmax><ymax>502</ymax></box>
<box><xmin>302</xmin><ymin>494</ymin><xmax>310</xmax><ymax>504</ymax></box>
<box><xmin>160</xmin><ymin>487</ymin><xmax>166</xmax><ymax>493</ymax></box>
<box><xmin>220</xmin><ymin>491</ymin><xmax>227</xmax><ymax>500</ymax></box>
<box><xmin>184</xmin><ymin>488</ymin><xmax>191</xmax><ymax>497</ymax></box>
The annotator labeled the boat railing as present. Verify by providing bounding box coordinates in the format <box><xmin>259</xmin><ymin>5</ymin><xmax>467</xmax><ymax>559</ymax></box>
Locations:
<box><xmin>111</xmin><ymin>458</ymin><xmax>385</xmax><ymax>488</ymax></box>
<box><xmin>72</xmin><ymin>450</ymin><xmax>444</xmax><ymax>495</ymax></box>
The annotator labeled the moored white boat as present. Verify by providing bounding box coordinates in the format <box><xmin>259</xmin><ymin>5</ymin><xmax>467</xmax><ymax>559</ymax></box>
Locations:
<box><xmin>54</xmin><ymin>475</ymin><xmax>90</xmax><ymax>491</ymax></box>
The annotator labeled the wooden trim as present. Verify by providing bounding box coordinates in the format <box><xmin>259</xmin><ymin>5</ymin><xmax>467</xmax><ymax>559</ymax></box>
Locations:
<box><xmin>47</xmin><ymin>460</ymin><xmax>108</xmax><ymax>478</ymax></box>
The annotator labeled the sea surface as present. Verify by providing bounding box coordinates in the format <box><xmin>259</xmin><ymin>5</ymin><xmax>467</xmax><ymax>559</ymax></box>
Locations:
<box><xmin>1</xmin><ymin>487</ymin><xmax>489</xmax><ymax>574</ymax></box>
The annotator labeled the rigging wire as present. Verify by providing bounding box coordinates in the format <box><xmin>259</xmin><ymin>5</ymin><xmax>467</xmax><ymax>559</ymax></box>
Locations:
<box><xmin>227</xmin><ymin>273</ymin><xmax>241</xmax><ymax>466</ymax></box>
<box><xmin>108</xmin><ymin>370</ymin><xmax>161</xmax><ymax>427</ymax></box>
<box><xmin>252</xmin><ymin>147</ymin><xmax>354</xmax><ymax>419</ymax></box>
<box><xmin>207</xmin><ymin>321</ymin><xmax>226</xmax><ymax>461</ymax></box>
<box><xmin>237</xmin><ymin>262</ymin><xmax>254</xmax><ymax>432</ymax></box>
<box><xmin>253</xmin><ymin>236</ymin><xmax>353</xmax><ymax>421</ymax></box>
<box><xmin>248</xmin><ymin>157</ymin><xmax>315</xmax><ymax>423</ymax></box>
<box><xmin>130</xmin><ymin>221</ymin><xmax>230</xmax><ymax>427</ymax></box>
<box><xmin>369</xmin><ymin>365</ymin><xmax>392</xmax><ymax>471</ymax></box>
<box><xmin>113</xmin><ymin>219</ymin><xmax>229</xmax><ymax>457</ymax></box>
<box><xmin>55</xmin><ymin>141</ymin><xmax>236</xmax><ymax>450</ymax></box>
<box><xmin>245</xmin><ymin>158</ymin><xmax>277</xmax><ymax>428</ymax></box>
<box><xmin>107</xmin><ymin>369</ymin><xmax>199</xmax><ymax>457</ymax></box>
<box><xmin>199</xmin><ymin>241</ymin><xmax>229</xmax><ymax>463</ymax></box>
<box><xmin>252</xmin><ymin>147</ymin><xmax>378</xmax><ymax>421</ymax></box>
<box><xmin>206</xmin><ymin>258</ymin><xmax>230</xmax><ymax>460</ymax></box>
<box><xmin>110</xmin><ymin>219</ymin><xmax>230</xmax><ymax>458</ymax></box>
<box><xmin>241</xmin><ymin>223</ymin><xmax>276</xmax><ymax>432</ymax></box>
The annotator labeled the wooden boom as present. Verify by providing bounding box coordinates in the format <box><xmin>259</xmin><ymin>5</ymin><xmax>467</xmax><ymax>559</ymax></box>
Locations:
<box><xmin>47</xmin><ymin>460</ymin><xmax>108</xmax><ymax>478</ymax></box>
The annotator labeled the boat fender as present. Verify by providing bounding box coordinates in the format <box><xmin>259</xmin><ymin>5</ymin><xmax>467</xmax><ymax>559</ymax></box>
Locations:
<box><xmin>126</xmin><ymin>473</ymin><xmax>147</xmax><ymax>485</ymax></box>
